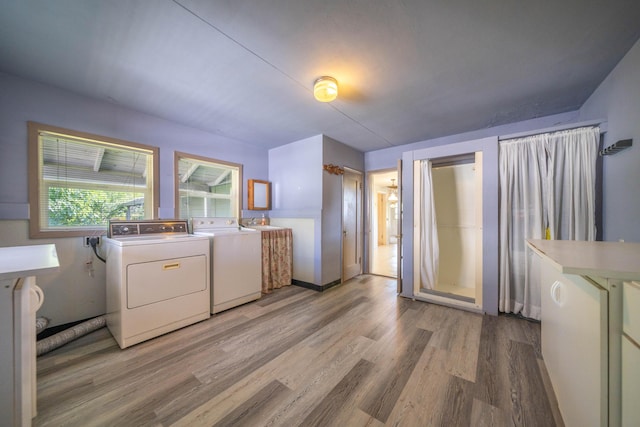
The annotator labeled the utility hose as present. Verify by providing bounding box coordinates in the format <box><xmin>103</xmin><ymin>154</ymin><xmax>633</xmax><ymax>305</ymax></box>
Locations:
<box><xmin>37</xmin><ymin>315</ymin><xmax>106</xmax><ymax>356</ymax></box>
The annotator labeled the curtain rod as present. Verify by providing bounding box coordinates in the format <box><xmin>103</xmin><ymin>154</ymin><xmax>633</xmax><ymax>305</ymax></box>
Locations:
<box><xmin>498</xmin><ymin>119</ymin><xmax>607</xmax><ymax>141</ymax></box>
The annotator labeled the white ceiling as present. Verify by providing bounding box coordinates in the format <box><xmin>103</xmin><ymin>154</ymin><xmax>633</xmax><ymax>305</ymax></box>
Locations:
<box><xmin>1</xmin><ymin>0</ymin><xmax>639</xmax><ymax>152</ymax></box>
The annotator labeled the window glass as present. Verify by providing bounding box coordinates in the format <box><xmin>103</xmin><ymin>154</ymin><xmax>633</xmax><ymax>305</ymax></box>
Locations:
<box><xmin>175</xmin><ymin>152</ymin><xmax>242</xmax><ymax>219</ymax></box>
<box><xmin>28</xmin><ymin>122</ymin><xmax>158</xmax><ymax>238</ymax></box>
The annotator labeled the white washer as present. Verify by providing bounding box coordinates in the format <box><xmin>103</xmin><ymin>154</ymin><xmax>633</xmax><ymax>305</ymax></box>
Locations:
<box><xmin>103</xmin><ymin>219</ymin><xmax>210</xmax><ymax>349</ymax></box>
<box><xmin>192</xmin><ymin>217</ymin><xmax>262</xmax><ymax>314</ymax></box>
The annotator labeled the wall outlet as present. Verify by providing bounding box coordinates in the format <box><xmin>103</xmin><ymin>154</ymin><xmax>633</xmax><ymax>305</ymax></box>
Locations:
<box><xmin>84</xmin><ymin>236</ymin><xmax>100</xmax><ymax>247</ymax></box>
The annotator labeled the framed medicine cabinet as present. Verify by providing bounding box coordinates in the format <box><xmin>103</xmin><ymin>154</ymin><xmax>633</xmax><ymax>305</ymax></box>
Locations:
<box><xmin>248</xmin><ymin>179</ymin><xmax>271</xmax><ymax>210</ymax></box>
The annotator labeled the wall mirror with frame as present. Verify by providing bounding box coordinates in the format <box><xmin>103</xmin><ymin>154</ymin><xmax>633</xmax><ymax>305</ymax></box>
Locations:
<box><xmin>248</xmin><ymin>179</ymin><xmax>270</xmax><ymax>210</ymax></box>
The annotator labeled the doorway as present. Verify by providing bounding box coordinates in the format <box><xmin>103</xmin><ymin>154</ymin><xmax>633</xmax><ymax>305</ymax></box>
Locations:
<box><xmin>368</xmin><ymin>170</ymin><xmax>399</xmax><ymax>278</ymax></box>
<box><xmin>413</xmin><ymin>152</ymin><xmax>483</xmax><ymax>311</ymax></box>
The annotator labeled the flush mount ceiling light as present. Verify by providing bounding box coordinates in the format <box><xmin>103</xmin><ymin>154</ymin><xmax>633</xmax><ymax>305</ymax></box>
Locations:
<box><xmin>313</xmin><ymin>76</ymin><xmax>338</xmax><ymax>102</ymax></box>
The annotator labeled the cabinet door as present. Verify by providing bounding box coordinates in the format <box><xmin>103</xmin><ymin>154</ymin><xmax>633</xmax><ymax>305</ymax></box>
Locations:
<box><xmin>12</xmin><ymin>277</ymin><xmax>36</xmax><ymax>425</ymax></box>
<box><xmin>622</xmin><ymin>337</ymin><xmax>640</xmax><ymax>427</ymax></box>
<box><xmin>622</xmin><ymin>281</ymin><xmax>640</xmax><ymax>427</ymax></box>
<box><xmin>540</xmin><ymin>261</ymin><xmax>608</xmax><ymax>427</ymax></box>
<box><xmin>623</xmin><ymin>281</ymin><xmax>640</xmax><ymax>342</ymax></box>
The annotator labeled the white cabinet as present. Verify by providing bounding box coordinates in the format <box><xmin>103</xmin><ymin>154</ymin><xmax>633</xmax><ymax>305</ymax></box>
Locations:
<box><xmin>622</xmin><ymin>281</ymin><xmax>640</xmax><ymax>427</ymax></box>
<box><xmin>539</xmin><ymin>260</ymin><xmax>608</xmax><ymax>427</ymax></box>
<box><xmin>528</xmin><ymin>239</ymin><xmax>640</xmax><ymax>427</ymax></box>
<box><xmin>0</xmin><ymin>245</ymin><xmax>59</xmax><ymax>427</ymax></box>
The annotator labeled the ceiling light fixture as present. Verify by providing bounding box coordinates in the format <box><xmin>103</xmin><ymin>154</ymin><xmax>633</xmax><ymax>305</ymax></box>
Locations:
<box><xmin>388</xmin><ymin>178</ymin><xmax>398</xmax><ymax>202</ymax></box>
<box><xmin>314</xmin><ymin>76</ymin><xmax>338</xmax><ymax>102</ymax></box>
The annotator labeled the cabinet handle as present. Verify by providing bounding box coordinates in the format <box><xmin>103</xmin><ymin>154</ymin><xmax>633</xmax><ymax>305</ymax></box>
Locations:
<box><xmin>550</xmin><ymin>280</ymin><xmax>563</xmax><ymax>306</ymax></box>
<box><xmin>30</xmin><ymin>285</ymin><xmax>45</xmax><ymax>311</ymax></box>
<box><xmin>163</xmin><ymin>262</ymin><xmax>180</xmax><ymax>271</ymax></box>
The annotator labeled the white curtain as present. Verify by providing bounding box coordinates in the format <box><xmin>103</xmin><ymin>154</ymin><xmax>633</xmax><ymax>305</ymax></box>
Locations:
<box><xmin>499</xmin><ymin>127</ymin><xmax>599</xmax><ymax>320</ymax></box>
<box><xmin>420</xmin><ymin>160</ymin><xmax>439</xmax><ymax>290</ymax></box>
<box><xmin>546</xmin><ymin>129</ymin><xmax>598</xmax><ymax>240</ymax></box>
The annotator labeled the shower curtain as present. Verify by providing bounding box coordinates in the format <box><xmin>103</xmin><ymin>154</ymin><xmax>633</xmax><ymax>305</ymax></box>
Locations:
<box><xmin>499</xmin><ymin>127</ymin><xmax>599</xmax><ymax>319</ymax></box>
<box><xmin>419</xmin><ymin>160</ymin><xmax>438</xmax><ymax>290</ymax></box>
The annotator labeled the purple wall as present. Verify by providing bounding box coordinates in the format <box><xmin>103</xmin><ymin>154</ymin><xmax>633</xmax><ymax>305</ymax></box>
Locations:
<box><xmin>579</xmin><ymin>39</ymin><xmax>640</xmax><ymax>242</ymax></box>
<box><xmin>365</xmin><ymin>111</ymin><xmax>580</xmax><ymax>173</ymax></box>
<box><xmin>268</xmin><ymin>134</ymin><xmax>364</xmax><ymax>286</ymax></box>
<box><xmin>268</xmin><ymin>135</ymin><xmax>323</xmax><ymax>213</ymax></box>
<box><xmin>0</xmin><ymin>72</ymin><xmax>269</xmax><ymax>219</ymax></box>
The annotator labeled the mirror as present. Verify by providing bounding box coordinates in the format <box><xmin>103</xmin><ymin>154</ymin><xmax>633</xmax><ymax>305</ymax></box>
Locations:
<box><xmin>248</xmin><ymin>179</ymin><xmax>271</xmax><ymax>210</ymax></box>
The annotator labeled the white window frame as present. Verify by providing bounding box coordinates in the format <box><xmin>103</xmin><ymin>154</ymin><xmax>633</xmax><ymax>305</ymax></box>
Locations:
<box><xmin>174</xmin><ymin>151</ymin><xmax>242</xmax><ymax>220</ymax></box>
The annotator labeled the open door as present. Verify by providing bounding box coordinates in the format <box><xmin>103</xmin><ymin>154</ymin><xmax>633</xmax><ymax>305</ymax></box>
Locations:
<box><xmin>343</xmin><ymin>168</ymin><xmax>363</xmax><ymax>281</ymax></box>
<box><xmin>376</xmin><ymin>193</ymin><xmax>388</xmax><ymax>245</ymax></box>
<box><xmin>367</xmin><ymin>168</ymin><xmax>400</xmax><ymax>279</ymax></box>
<box><xmin>396</xmin><ymin>159</ymin><xmax>402</xmax><ymax>293</ymax></box>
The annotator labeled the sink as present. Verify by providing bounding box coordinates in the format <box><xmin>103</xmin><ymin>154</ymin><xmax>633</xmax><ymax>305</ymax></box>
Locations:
<box><xmin>247</xmin><ymin>225</ymin><xmax>283</xmax><ymax>230</ymax></box>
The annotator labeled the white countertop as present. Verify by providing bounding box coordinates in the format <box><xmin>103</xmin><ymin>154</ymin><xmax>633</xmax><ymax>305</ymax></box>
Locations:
<box><xmin>0</xmin><ymin>244</ymin><xmax>60</xmax><ymax>280</ymax></box>
<box><xmin>527</xmin><ymin>239</ymin><xmax>640</xmax><ymax>280</ymax></box>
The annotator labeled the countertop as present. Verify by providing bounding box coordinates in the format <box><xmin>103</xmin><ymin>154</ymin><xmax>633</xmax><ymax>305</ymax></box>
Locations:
<box><xmin>0</xmin><ymin>244</ymin><xmax>60</xmax><ymax>280</ymax></box>
<box><xmin>527</xmin><ymin>239</ymin><xmax>640</xmax><ymax>280</ymax></box>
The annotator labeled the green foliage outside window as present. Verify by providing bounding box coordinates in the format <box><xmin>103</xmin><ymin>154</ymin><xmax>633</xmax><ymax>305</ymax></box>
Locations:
<box><xmin>48</xmin><ymin>187</ymin><xmax>144</xmax><ymax>226</ymax></box>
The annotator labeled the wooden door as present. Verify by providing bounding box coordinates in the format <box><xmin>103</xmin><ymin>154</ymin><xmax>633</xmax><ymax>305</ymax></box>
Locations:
<box><xmin>343</xmin><ymin>170</ymin><xmax>362</xmax><ymax>281</ymax></box>
<box><xmin>377</xmin><ymin>193</ymin><xmax>387</xmax><ymax>245</ymax></box>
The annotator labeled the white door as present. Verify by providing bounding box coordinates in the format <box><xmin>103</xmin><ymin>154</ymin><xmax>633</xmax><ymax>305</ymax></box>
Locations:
<box><xmin>343</xmin><ymin>169</ymin><xmax>362</xmax><ymax>281</ymax></box>
<box><xmin>396</xmin><ymin>160</ymin><xmax>402</xmax><ymax>292</ymax></box>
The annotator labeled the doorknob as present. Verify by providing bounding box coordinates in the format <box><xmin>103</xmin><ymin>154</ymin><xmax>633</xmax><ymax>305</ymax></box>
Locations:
<box><xmin>343</xmin><ymin>230</ymin><xmax>347</xmax><ymax>235</ymax></box>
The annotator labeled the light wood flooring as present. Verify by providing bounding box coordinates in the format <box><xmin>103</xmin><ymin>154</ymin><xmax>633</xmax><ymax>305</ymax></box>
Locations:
<box><xmin>371</xmin><ymin>243</ymin><xmax>397</xmax><ymax>278</ymax></box>
<box><xmin>35</xmin><ymin>275</ymin><xmax>563</xmax><ymax>427</ymax></box>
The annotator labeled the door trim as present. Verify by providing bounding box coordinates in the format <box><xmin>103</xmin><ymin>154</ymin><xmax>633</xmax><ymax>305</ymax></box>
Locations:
<box><xmin>365</xmin><ymin>168</ymin><xmax>399</xmax><ymax>280</ymax></box>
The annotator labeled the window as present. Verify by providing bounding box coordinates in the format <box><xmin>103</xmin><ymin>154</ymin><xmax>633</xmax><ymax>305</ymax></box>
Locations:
<box><xmin>28</xmin><ymin>122</ymin><xmax>159</xmax><ymax>238</ymax></box>
<box><xmin>174</xmin><ymin>152</ymin><xmax>242</xmax><ymax>219</ymax></box>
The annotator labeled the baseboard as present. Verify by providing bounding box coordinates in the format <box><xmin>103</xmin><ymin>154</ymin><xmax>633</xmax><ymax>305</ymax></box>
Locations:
<box><xmin>292</xmin><ymin>278</ymin><xmax>341</xmax><ymax>292</ymax></box>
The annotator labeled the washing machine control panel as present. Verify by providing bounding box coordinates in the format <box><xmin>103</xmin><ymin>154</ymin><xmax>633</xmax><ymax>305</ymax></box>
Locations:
<box><xmin>108</xmin><ymin>220</ymin><xmax>189</xmax><ymax>237</ymax></box>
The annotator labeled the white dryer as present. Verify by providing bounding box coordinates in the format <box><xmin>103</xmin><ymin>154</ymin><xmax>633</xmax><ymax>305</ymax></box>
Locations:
<box><xmin>192</xmin><ymin>217</ymin><xmax>262</xmax><ymax>314</ymax></box>
<box><xmin>103</xmin><ymin>219</ymin><xmax>210</xmax><ymax>349</ymax></box>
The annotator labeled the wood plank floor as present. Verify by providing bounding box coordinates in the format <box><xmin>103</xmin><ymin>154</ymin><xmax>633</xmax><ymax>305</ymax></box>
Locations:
<box><xmin>34</xmin><ymin>275</ymin><xmax>564</xmax><ymax>427</ymax></box>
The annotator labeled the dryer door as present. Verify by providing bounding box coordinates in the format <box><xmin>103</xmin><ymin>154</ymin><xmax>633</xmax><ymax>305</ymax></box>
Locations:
<box><xmin>127</xmin><ymin>255</ymin><xmax>207</xmax><ymax>308</ymax></box>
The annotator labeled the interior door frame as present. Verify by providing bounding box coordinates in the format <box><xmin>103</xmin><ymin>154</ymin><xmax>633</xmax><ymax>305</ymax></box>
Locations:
<box><xmin>401</xmin><ymin>136</ymin><xmax>499</xmax><ymax>315</ymax></box>
<box><xmin>365</xmin><ymin>167</ymin><xmax>400</xmax><ymax>281</ymax></box>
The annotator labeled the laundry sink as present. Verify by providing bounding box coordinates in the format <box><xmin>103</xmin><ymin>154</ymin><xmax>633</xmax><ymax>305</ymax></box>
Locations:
<box><xmin>247</xmin><ymin>225</ymin><xmax>283</xmax><ymax>231</ymax></box>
